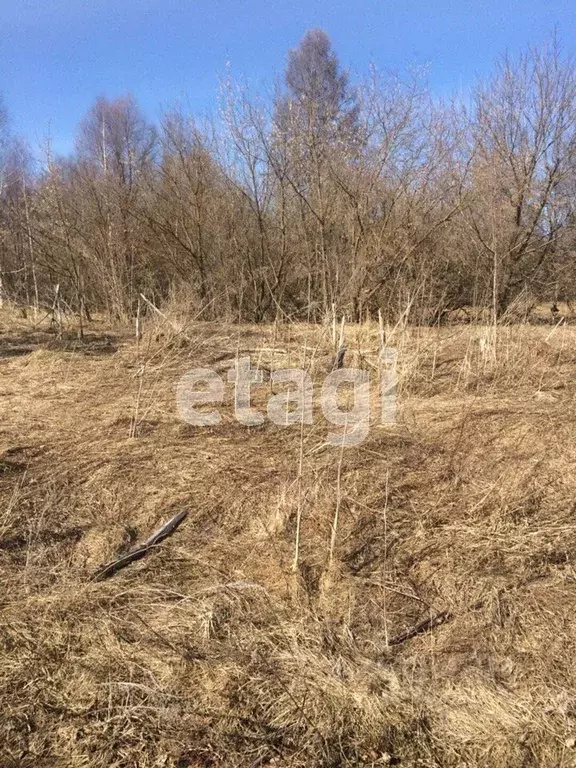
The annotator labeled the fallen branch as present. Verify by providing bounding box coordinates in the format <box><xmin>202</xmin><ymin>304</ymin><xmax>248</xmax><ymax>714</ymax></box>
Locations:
<box><xmin>332</xmin><ymin>344</ymin><xmax>346</xmax><ymax>370</ymax></box>
<box><xmin>388</xmin><ymin>610</ymin><xmax>452</xmax><ymax>646</ymax></box>
<box><xmin>387</xmin><ymin>571</ymin><xmax>554</xmax><ymax>647</ymax></box>
<box><xmin>93</xmin><ymin>510</ymin><xmax>188</xmax><ymax>581</ymax></box>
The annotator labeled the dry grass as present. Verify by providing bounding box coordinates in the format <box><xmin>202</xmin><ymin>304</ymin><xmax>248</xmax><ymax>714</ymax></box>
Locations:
<box><xmin>2</xmin><ymin>305</ymin><xmax>576</xmax><ymax>767</ymax></box>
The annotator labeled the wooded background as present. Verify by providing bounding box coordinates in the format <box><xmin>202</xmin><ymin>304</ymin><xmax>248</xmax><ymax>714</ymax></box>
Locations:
<box><xmin>1</xmin><ymin>30</ymin><xmax>575</xmax><ymax>323</ymax></box>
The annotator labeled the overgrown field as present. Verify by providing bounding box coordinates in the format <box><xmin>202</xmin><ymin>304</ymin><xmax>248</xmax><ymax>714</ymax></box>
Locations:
<box><xmin>2</xmin><ymin>307</ymin><xmax>576</xmax><ymax>767</ymax></box>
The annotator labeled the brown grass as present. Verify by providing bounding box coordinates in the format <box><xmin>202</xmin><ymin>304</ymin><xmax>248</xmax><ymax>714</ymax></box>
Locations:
<box><xmin>2</xmin><ymin>306</ymin><xmax>576</xmax><ymax>767</ymax></box>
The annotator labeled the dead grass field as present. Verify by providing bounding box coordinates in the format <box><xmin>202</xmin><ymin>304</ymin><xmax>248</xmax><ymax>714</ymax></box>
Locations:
<box><xmin>2</xmin><ymin>306</ymin><xmax>576</xmax><ymax>767</ymax></box>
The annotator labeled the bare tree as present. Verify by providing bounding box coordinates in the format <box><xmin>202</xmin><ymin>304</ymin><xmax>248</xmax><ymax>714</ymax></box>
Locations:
<box><xmin>74</xmin><ymin>95</ymin><xmax>157</xmax><ymax>317</ymax></box>
<box><xmin>467</xmin><ymin>39</ymin><xmax>576</xmax><ymax>315</ymax></box>
<box><xmin>273</xmin><ymin>29</ymin><xmax>362</xmax><ymax>317</ymax></box>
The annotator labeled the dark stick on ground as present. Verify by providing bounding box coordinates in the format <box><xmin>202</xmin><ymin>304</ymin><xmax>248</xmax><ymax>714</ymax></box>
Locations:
<box><xmin>388</xmin><ymin>610</ymin><xmax>452</xmax><ymax>646</ymax></box>
<box><xmin>93</xmin><ymin>509</ymin><xmax>188</xmax><ymax>581</ymax></box>
<box><xmin>333</xmin><ymin>345</ymin><xmax>346</xmax><ymax>370</ymax></box>
<box><xmin>387</xmin><ymin>570</ymin><xmax>552</xmax><ymax>647</ymax></box>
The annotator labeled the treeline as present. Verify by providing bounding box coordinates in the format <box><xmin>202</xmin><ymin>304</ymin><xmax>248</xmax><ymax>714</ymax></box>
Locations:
<box><xmin>1</xmin><ymin>30</ymin><xmax>576</xmax><ymax>323</ymax></box>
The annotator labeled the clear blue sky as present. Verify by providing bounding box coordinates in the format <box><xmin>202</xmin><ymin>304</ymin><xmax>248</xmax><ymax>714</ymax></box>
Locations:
<box><xmin>1</xmin><ymin>0</ymin><xmax>574</xmax><ymax>157</ymax></box>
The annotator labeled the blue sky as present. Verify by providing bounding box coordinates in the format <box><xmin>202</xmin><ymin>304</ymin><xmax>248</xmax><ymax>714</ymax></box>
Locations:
<box><xmin>1</xmin><ymin>0</ymin><xmax>574</xmax><ymax>157</ymax></box>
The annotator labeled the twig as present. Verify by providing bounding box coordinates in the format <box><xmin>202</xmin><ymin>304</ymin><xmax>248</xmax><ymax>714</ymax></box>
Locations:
<box><xmin>388</xmin><ymin>610</ymin><xmax>452</xmax><ymax>646</ymax></box>
<box><xmin>327</xmin><ymin>432</ymin><xmax>345</xmax><ymax>570</ymax></box>
<box><xmin>292</xmin><ymin>341</ymin><xmax>308</xmax><ymax>572</ymax></box>
<box><xmin>332</xmin><ymin>344</ymin><xmax>346</xmax><ymax>370</ymax></box>
<box><xmin>136</xmin><ymin>295</ymin><xmax>142</xmax><ymax>346</ymax></box>
<box><xmin>92</xmin><ymin>510</ymin><xmax>188</xmax><ymax>581</ymax></box>
<box><xmin>387</xmin><ymin>571</ymin><xmax>553</xmax><ymax>647</ymax></box>
<box><xmin>382</xmin><ymin>470</ymin><xmax>389</xmax><ymax>647</ymax></box>
<box><xmin>139</xmin><ymin>292</ymin><xmax>192</xmax><ymax>342</ymax></box>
